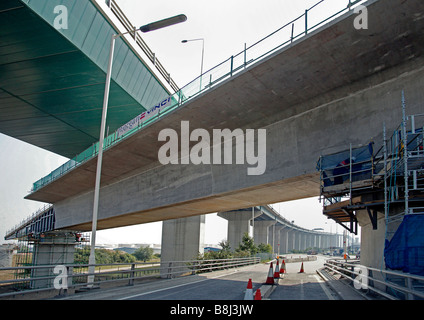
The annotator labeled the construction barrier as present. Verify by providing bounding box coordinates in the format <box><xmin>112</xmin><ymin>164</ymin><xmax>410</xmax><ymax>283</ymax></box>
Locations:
<box><xmin>265</xmin><ymin>262</ymin><xmax>274</xmax><ymax>284</ymax></box>
<box><xmin>273</xmin><ymin>260</ymin><xmax>280</xmax><ymax>282</ymax></box>
<box><xmin>280</xmin><ymin>259</ymin><xmax>286</xmax><ymax>274</ymax></box>
<box><xmin>254</xmin><ymin>289</ymin><xmax>262</xmax><ymax>300</ymax></box>
<box><xmin>244</xmin><ymin>279</ymin><xmax>253</xmax><ymax>300</ymax></box>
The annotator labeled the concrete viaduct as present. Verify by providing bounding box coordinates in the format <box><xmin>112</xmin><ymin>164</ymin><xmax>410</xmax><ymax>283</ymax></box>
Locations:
<box><xmin>3</xmin><ymin>0</ymin><xmax>424</xmax><ymax>272</ymax></box>
<box><xmin>162</xmin><ymin>205</ymin><xmax>340</xmax><ymax>262</ymax></box>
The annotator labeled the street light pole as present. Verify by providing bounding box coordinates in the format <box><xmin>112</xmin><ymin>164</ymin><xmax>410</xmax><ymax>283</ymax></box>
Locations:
<box><xmin>87</xmin><ymin>15</ymin><xmax>187</xmax><ymax>286</ymax></box>
<box><xmin>87</xmin><ymin>33</ymin><xmax>117</xmax><ymax>285</ymax></box>
<box><xmin>181</xmin><ymin>38</ymin><xmax>204</xmax><ymax>90</ymax></box>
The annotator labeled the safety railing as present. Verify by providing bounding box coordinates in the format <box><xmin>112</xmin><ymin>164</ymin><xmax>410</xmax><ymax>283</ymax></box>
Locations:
<box><xmin>4</xmin><ymin>205</ymin><xmax>55</xmax><ymax>240</ymax></box>
<box><xmin>29</xmin><ymin>0</ymin><xmax>367</xmax><ymax>195</ymax></box>
<box><xmin>318</xmin><ymin>113</ymin><xmax>424</xmax><ymax>206</ymax></box>
<box><xmin>318</xmin><ymin>142</ymin><xmax>378</xmax><ymax>205</ymax></box>
<box><xmin>106</xmin><ymin>0</ymin><xmax>179</xmax><ymax>92</ymax></box>
<box><xmin>0</xmin><ymin>257</ymin><xmax>260</xmax><ymax>299</ymax></box>
<box><xmin>324</xmin><ymin>259</ymin><xmax>424</xmax><ymax>300</ymax></box>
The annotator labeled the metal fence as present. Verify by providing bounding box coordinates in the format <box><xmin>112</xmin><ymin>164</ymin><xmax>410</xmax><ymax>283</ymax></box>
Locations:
<box><xmin>323</xmin><ymin>259</ymin><xmax>424</xmax><ymax>300</ymax></box>
<box><xmin>0</xmin><ymin>257</ymin><xmax>260</xmax><ymax>299</ymax></box>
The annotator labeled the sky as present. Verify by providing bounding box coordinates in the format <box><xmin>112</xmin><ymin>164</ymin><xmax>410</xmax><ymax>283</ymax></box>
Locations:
<box><xmin>0</xmin><ymin>0</ymin><xmax>361</xmax><ymax>245</ymax></box>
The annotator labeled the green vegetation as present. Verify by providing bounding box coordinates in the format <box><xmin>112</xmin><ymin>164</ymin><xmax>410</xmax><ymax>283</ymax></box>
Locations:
<box><xmin>74</xmin><ymin>247</ymin><xmax>136</xmax><ymax>264</ymax></box>
<box><xmin>132</xmin><ymin>246</ymin><xmax>154</xmax><ymax>262</ymax></box>
<box><xmin>196</xmin><ymin>233</ymin><xmax>272</xmax><ymax>260</ymax></box>
<box><xmin>73</xmin><ymin>235</ymin><xmax>272</xmax><ymax>266</ymax></box>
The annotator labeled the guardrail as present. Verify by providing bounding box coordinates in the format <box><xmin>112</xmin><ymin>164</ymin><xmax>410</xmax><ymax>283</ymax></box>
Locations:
<box><xmin>4</xmin><ymin>205</ymin><xmax>55</xmax><ymax>241</ymax></box>
<box><xmin>324</xmin><ymin>259</ymin><xmax>424</xmax><ymax>300</ymax></box>
<box><xmin>28</xmin><ymin>0</ymin><xmax>367</xmax><ymax>195</ymax></box>
<box><xmin>0</xmin><ymin>257</ymin><xmax>260</xmax><ymax>299</ymax></box>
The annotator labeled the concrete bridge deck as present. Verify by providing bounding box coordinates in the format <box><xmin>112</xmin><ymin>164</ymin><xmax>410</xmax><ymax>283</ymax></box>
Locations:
<box><xmin>23</xmin><ymin>0</ymin><xmax>424</xmax><ymax>233</ymax></box>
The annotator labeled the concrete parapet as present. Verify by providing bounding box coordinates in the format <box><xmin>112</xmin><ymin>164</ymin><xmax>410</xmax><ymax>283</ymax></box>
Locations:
<box><xmin>279</xmin><ymin>255</ymin><xmax>318</xmax><ymax>263</ymax></box>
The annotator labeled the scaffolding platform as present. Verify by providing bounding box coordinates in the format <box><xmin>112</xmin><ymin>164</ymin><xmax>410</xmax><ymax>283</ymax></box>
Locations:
<box><xmin>317</xmin><ymin>98</ymin><xmax>424</xmax><ymax>236</ymax></box>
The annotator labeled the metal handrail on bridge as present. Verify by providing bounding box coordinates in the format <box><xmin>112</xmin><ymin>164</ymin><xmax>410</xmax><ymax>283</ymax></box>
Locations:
<box><xmin>0</xmin><ymin>256</ymin><xmax>260</xmax><ymax>299</ymax></box>
<box><xmin>107</xmin><ymin>0</ymin><xmax>179</xmax><ymax>92</ymax></box>
<box><xmin>324</xmin><ymin>259</ymin><xmax>424</xmax><ymax>300</ymax></box>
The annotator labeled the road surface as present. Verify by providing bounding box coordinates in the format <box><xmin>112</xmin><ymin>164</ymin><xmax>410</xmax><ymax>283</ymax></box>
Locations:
<box><xmin>57</xmin><ymin>254</ymin><xmax>359</xmax><ymax>300</ymax></box>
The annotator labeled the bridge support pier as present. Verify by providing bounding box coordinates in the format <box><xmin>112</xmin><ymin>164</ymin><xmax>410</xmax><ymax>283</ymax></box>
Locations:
<box><xmin>160</xmin><ymin>215</ymin><xmax>205</xmax><ymax>277</ymax></box>
<box><xmin>218</xmin><ymin>208</ymin><xmax>262</xmax><ymax>251</ymax></box>
<box><xmin>269</xmin><ymin>225</ymin><xmax>284</xmax><ymax>255</ymax></box>
<box><xmin>279</xmin><ymin>227</ymin><xmax>289</xmax><ymax>254</ymax></box>
<box><xmin>30</xmin><ymin>231</ymin><xmax>77</xmax><ymax>289</ymax></box>
<box><xmin>289</xmin><ymin>229</ymin><xmax>295</xmax><ymax>252</ymax></box>
<box><xmin>253</xmin><ymin>220</ymin><xmax>276</xmax><ymax>246</ymax></box>
<box><xmin>355</xmin><ymin>206</ymin><xmax>404</xmax><ymax>292</ymax></box>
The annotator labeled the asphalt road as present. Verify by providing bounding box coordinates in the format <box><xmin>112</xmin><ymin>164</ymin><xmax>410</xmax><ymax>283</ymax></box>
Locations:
<box><xmin>57</xmin><ymin>255</ymin><xmax>342</xmax><ymax>300</ymax></box>
<box><xmin>269</xmin><ymin>254</ymin><xmax>338</xmax><ymax>300</ymax></box>
<box><xmin>58</xmin><ymin>263</ymin><xmax>272</xmax><ymax>300</ymax></box>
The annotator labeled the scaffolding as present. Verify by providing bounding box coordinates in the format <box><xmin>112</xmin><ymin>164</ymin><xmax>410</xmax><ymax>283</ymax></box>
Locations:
<box><xmin>317</xmin><ymin>141</ymin><xmax>378</xmax><ymax>235</ymax></box>
<box><xmin>317</xmin><ymin>92</ymin><xmax>424</xmax><ymax>237</ymax></box>
<box><xmin>12</xmin><ymin>231</ymin><xmax>90</xmax><ymax>290</ymax></box>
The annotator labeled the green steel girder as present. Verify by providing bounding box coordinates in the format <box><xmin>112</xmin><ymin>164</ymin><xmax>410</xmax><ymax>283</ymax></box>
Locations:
<box><xmin>0</xmin><ymin>0</ymin><xmax>170</xmax><ymax>158</ymax></box>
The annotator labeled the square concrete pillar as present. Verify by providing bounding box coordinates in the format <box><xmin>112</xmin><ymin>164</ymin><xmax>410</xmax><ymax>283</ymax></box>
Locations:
<box><xmin>253</xmin><ymin>220</ymin><xmax>276</xmax><ymax>245</ymax></box>
<box><xmin>269</xmin><ymin>225</ymin><xmax>284</xmax><ymax>255</ymax></box>
<box><xmin>218</xmin><ymin>209</ymin><xmax>261</xmax><ymax>251</ymax></box>
<box><xmin>161</xmin><ymin>215</ymin><xmax>205</xmax><ymax>263</ymax></box>
<box><xmin>30</xmin><ymin>232</ymin><xmax>76</xmax><ymax>289</ymax></box>
<box><xmin>279</xmin><ymin>227</ymin><xmax>289</xmax><ymax>254</ymax></box>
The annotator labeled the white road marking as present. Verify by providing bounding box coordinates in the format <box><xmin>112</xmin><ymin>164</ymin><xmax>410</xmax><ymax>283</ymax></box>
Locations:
<box><xmin>314</xmin><ymin>274</ymin><xmax>335</xmax><ymax>300</ymax></box>
<box><xmin>118</xmin><ymin>271</ymin><xmax>238</xmax><ymax>300</ymax></box>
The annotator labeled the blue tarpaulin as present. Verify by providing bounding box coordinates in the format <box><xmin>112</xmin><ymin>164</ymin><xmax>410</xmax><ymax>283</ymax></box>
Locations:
<box><xmin>384</xmin><ymin>214</ymin><xmax>424</xmax><ymax>276</ymax></box>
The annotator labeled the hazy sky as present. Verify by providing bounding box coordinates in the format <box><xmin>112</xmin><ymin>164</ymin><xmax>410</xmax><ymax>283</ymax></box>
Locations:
<box><xmin>0</xmin><ymin>0</ymin><xmax>361</xmax><ymax>245</ymax></box>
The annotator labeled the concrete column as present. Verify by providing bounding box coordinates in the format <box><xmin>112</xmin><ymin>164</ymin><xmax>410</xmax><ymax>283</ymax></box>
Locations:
<box><xmin>268</xmin><ymin>225</ymin><xmax>284</xmax><ymax>254</ymax></box>
<box><xmin>300</xmin><ymin>232</ymin><xmax>305</xmax><ymax>251</ymax></box>
<box><xmin>218</xmin><ymin>209</ymin><xmax>261</xmax><ymax>251</ymax></box>
<box><xmin>317</xmin><ymin>234</ymin><xmax>321</xmax><ymax>248</ymax></box>
<box><xmin>296</xmin><ymin>232</ymin><xmax>302</xmax><ymax>251</ymax></box>
<box><xmin>31</xmin><ymin>231</ymin><xmax>77</xmax><ymax>289</ymax></box>
<box><xmin>307</xmin><ymin>233</ymin><xmax>312</xmax><ymax>249</ymax></box>
<box><xmin>292</xmin><ymin>231</ymin><xmax>298</xmax><ymax>251</ymax></box>
<box><xmin>287</xmin><ymin>229</ymin><xmax>295</xmax><ymax>253</ymax></box>
<box><xmin>356</xmin><ymin>207</ymin><xmax>402</xmax><ymax>272</ymax></box>
<box><xmin>305</xmin><ymin>233</ymin><xmax>309</xmax><ymax>250</ymax></box>
<box><xmin>161</xmin><ymin>215</ymin><xmax>205</xmax><ymax>263</ymax></box>
<box><xmin>254</xmin><ymin>220</ymin><xmax>276</xmax><ymax>246</ymax></box>
<box><xmin>306</xmin><ymin>233</ymin><xmax>310</xmax><ymax>249</ymax></box>
<box><xmin>279</xmin><ymin>227</ymin><xmax>289</xmax><ymax>254</ymax></box>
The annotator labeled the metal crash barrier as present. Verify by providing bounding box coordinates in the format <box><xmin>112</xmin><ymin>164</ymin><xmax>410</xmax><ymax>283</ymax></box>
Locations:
<box><xmin>323</xmin><ymin>259</ymin><xmax>424</xmax><ymax>300</ymax></box>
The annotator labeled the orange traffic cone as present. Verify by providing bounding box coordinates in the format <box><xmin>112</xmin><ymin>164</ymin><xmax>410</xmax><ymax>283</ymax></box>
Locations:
<box><xmin>274</xmin><ymin>260</ymin><xmax>280</xmax><ymax>280</ymax></box>
<box><xmin>280</xmin><ymin>260</ymin><xmax>286</xmax><ymax>274</ymax></box>
<box><xmin>254</xmin><ymin>289</ymin><xmax>262</xmax><ymax>300</ymax></box>
<box><xmin>244</xmin><ymin>279</ymin><xmax>253</xmax><ymax>300</ymax></box>
<box><xmin>299</xmin><ymin>262</ymin><xmax>304</xmax><ymax>273</ymax></box>
<box><xmin>265</xmin><ymin>262</ymin><xmax>274</xmax><ymax>284</ymax></box>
